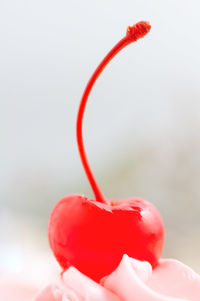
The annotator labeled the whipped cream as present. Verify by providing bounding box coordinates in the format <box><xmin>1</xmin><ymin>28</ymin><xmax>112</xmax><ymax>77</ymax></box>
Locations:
<box><xmin>34</xmin><ymin>255</ymin><xmax>200</xmax><ymax>301</ymax></box>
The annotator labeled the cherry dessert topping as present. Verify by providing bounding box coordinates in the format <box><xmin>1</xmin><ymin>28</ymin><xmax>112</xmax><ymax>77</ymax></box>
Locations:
<box><xmin>48</xmin><ymin>21</ymin><xmax>164</xmax><ymax>282</ymax></box>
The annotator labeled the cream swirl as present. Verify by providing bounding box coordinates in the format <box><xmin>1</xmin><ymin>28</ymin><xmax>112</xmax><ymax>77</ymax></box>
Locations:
<box><xmin>34</xmin><ymin>255</ymin><xmax>200</xmax><ymax>301</ymax></box>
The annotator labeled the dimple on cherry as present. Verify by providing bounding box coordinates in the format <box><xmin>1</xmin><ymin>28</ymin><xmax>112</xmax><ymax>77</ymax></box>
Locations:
<box><xmin>48</xmin><ymin>21</ymin><xmax>165</xmax><ymax>282</ymax></box>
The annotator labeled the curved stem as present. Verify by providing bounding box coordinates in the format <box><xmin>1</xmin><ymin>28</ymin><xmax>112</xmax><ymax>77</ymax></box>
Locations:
<box><xmin>76</xmin><ymin>21</ymin><xmax>151</xmax><ymax>204</ymax></box>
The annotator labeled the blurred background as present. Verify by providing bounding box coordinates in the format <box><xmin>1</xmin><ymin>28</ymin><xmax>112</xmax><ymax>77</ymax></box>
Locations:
<box><xmin>1</xmin><ymin>0</ymin><xmax>200</xmax><ymax>298</ymax></box>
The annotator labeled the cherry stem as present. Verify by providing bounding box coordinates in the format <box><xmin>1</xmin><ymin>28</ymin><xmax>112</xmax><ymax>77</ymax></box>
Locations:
<box><xmin>76</xmin><ymin>21</ymin><xmax>151</xmax><ymax>204</ymax></box>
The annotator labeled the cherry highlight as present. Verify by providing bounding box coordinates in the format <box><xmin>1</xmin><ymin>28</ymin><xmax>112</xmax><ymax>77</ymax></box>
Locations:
<box><xmin>76</xmin><ymin>21</ymin><xmax>151</xmax><ymax>204</ymax></box>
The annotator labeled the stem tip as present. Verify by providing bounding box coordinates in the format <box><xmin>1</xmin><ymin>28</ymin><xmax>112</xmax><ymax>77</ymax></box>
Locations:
<box><xmin>126</xmin><ymin>21</ymin><xmax>151</xmax><ymax>41</ymax></box>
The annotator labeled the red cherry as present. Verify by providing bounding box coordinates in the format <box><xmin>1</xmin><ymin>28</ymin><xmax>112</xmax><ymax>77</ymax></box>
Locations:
<box><xmin>49</xmin><ymin>195</ymin><xmax>164</xmax><ymax>281</ymax></box>
<box><xmin>48</xmin><ymin>21</ymin><xmax>165</xmax><ymax>281</ymax></box>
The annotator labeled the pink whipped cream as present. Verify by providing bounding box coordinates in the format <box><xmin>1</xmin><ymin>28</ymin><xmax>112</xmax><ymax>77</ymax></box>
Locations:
<box><xmin>34</xmin><ymin>255</ymin><xmax>200</xmax><ymax>301</ymax></box>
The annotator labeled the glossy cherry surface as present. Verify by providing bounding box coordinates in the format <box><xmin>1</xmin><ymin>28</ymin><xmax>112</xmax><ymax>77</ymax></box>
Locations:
<box><xmin>49</xmin><ymin>195</ymin><xmax>164</xmax><ymax>281</ymax></box>
<box><xmin>48</xmin><ymin>21</ymin><xmax>165</xmax><ymax>281</ymax></box>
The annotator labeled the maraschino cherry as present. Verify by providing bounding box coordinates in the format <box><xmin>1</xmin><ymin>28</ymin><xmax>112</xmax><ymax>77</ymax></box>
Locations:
<box><xmin>48</xmin><ymin>21</ymin><xmax>165</xmax><ymax>282</ymax></box>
